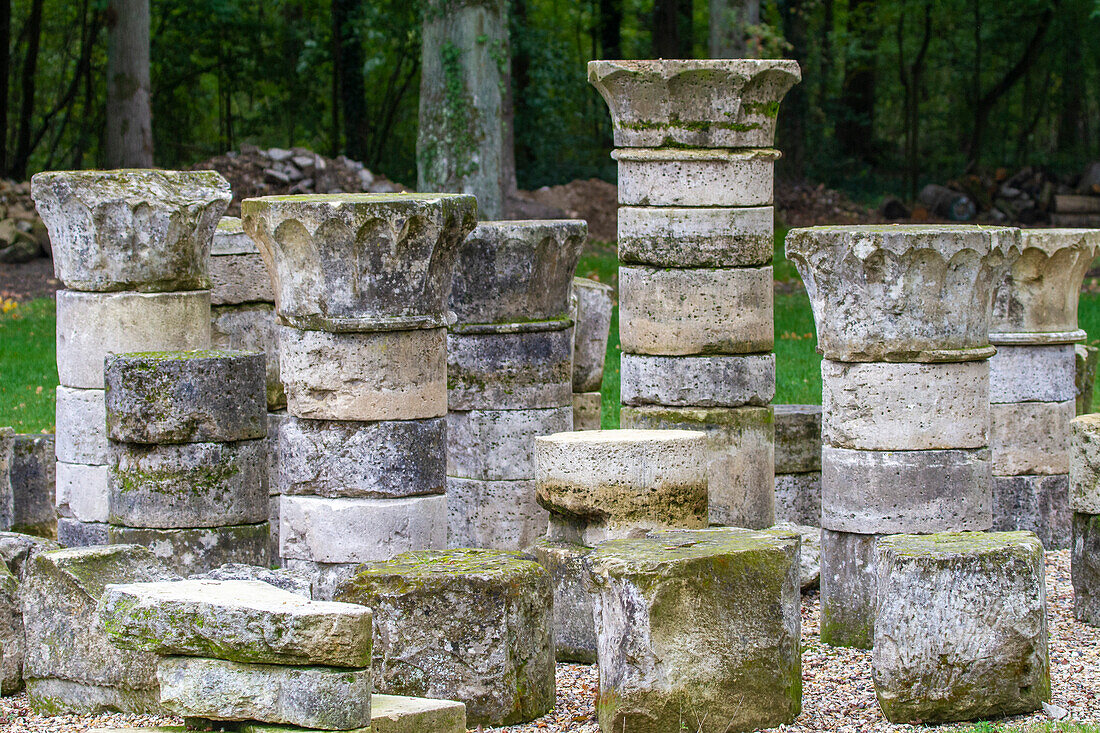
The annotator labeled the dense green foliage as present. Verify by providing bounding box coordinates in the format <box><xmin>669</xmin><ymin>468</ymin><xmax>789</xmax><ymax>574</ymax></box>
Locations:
<box><xmin>7</xmin><ymin>1</ymin><xmax>1100</xmax><ymax>198</ymax></box>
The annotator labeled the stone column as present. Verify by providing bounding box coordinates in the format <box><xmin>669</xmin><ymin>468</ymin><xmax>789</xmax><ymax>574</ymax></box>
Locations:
<box><xmin>31</xmin><ymin>170</ymin><xmax>230</xmax><ymax>547</ymax></box>
<box><xmin>774</xmin><ymin>404</ymin><xmax>822</xmax><ymax>526</ymax></box>
<box><xmin>785</xmin><ymin>224</ymin><xmax>1019</xmax><ymax>648</ymax></box>
<box><xmin>446</xmin><ymin>220</ymin><xmax>586</xmax><ymax>551</ymax></box>
<box><xmin>589</xmin><ymin>59</ymin><xmax>800</xmax><ymax>529</ymax></box>
<box><xmin>104</xmin><ymin>350</ymin><xmax>270</xmax><ymax>574</ymax></box>
<box><xmin>989</xmin><ymin>229</ymin><xmax>1100</xmax><ymax>549</ymax></box>
<box><xmin>242</xmin><ymin>193</ymin><xmax>476</xmax><ymax>599</ymax></box>
<box><xmin>208</xmin><ymin>216</ymin><xmax>285</xmax><ymax>562</ymax></box>
<box><xmin>1071</xmin><ymin>413</ymin><xmax>1100</xmax><ymax>625</ymax></box>
<box><xmin>571</xmin><ymin>277</ymin><xmax>613</xmax><ymax>430</ymax></box>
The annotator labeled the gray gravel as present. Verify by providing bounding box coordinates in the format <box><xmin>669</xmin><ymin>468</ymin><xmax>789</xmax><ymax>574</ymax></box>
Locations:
<box><xmin>1</xmin><ymin>550</ymin><xmax>1095</xmax><ymax>731</ymax></box>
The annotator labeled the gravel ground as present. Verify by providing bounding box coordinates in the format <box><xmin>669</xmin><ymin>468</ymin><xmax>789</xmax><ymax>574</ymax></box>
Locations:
<box><xmin>1</xmin><ymin>550</ymin><xmax>1095</xmax><ymax>732</ymax></box>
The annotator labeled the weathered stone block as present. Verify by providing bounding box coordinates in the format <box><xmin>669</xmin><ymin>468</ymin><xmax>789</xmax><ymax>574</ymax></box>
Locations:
<box><xmin>107</xmin><ymin>440</ymin><xmax>268</xmax><ymax>528</ymax></box>
<box><xmin>241</xmin><ymin>193</ymin><xmax>476</xmax><ymax>332</ymax></box>
<box><xmin>370</xmin><ymin>694</ymin><xmax>467</xmax><ymax>733</ymax></box>
<box><xmin>619</xmin><ymin>265</ymin><xmax>773</xmax><ymax>355</ymax></box>
<box><xmin>278</xmin><ymin>416</ymin><xmax>444</xmax><ymax>499</ymax></box>
<box><xmin>11</xmin><ymin>434</ymin><xmax>57</xmax><ymax>537</ymax></box>
<box><xmin>449</xmin><ymin>220</ymin><xmax>586</xmax><ymax>326</ymax></box>
<box><xmin>283</xmin><ymin>560</ymin><xmax>361</xmax><ymax>602</ymax></box>
<box><xmin>268</xmin><ymin>495</ymin><xmax>281</xmax><ymax>566</ymax></box>
<box><xmin>1072</xmin><ymin>413</ymin><xmax>1100</xmax><ymax>513</ymax></box>
<box><xmin>992</xmin><ymin>474</ymin><xmax>1069</xmax><ymax>550</ymax></box>
<box><xmin>571</xmin><ymin>392</ymin><xmax>601</xmax><ymax>431</ymax></box>
<box><xmin>445</xmin><ymin>476</ymin><xmax>545</xmax><ymax>551</ymax></box>
<box><xmin>822</xmin><ymin>446</ymin><xmax>992</xmax><ymax>534</ymax></box>
<box><xmin>785</xmin><ymin>225</ymin><xmax>1019</xmax><ymax>362</ymax></box>
<box><xmin>55</xmin><ymin>386</ymin><xmax>107</xmax><ymax>464</ymax></box>
<box><xmin>819</xmin><ymin>528</ymin><xmax>877</xmax><ymax>649</ymax></box>
<box><xmin>621</xmin><ymin>352</ymin><xmax>775</xmax><ymax>408</ymax></box>
<box><xmin>774</xmin><ymin>404</ymin><xmax>821</xmax><ymax>474</ymax></box>
<box><xmin>614</xmin><ymin>148</ymin><xmax>778</xmax><ymax>207</ymax></box>
<box><xmin>57</xmin><ymin>518</ymin><xmax>109</xmax><ymax>547</ymax></box>
<box><xmin>775</xmin><ymin>471</ymin><xmax>821</xmax><ymax>527</ymax></box>
<box><xmin>991</xmin><ymin>228</ymin><xmax>1100</xmax><ymax>339</ymax></box>
<box><xmin>532</xmin><ymin>538</ymin><xmax>595</xmax><ymax>664</ymax></box>
<box><xmin>210</xmin><ymin>303</ymin><xmax>284</xmax><ymax>410</ymax></box>
<box><xmin>280</xmin><ymin>495</ymin><xmax>446</xmax><ymax>564</ymax></box>
<box><xmin>21</xmin><ymin>545</ymin><xmax>177</xmax><ymax>713</ymax></box>
<box><xmin>447</xmin><ymin>407</ymin><xmax>571</xmax><ymax>481</ymax></box>
<box><xmin>990</xmin><ymin>400</ymin><xmax>1074</xmax><ymax>475</ymax></box>
<box><xmin>105</xmin><ymin>350</ymin><xmax>266</xmax><ymax>444</ymax></box>
<box><xmin>821</xmin><ymin>359</ymin><xmax>990</xmax><ymax>450</ymax></box>
<box><xmin>55</xmin><ymin>289</ymin><xmax>212</xmax><ymax>389</ymax></box>
<box><xmin>0</xmin><ymin>428</ymin><xmax>12</xmax><ymax>531</ymax></box>
<box><xmin>210</xmin><ymin>218</ymin><xmax>275</xmax><ymax>305</ymax></box>
<box><xmin>446</xmin><ymin>327</ymin><xmax>573</xmax><ymax>411</ymax></box>
<box><xmin>773</xmin><ymin>521</ymin><xmax>821</xmax><ymax>591</ymax></box>
<box><xmin>620</xmin><ymin>405</ymin><xmax>774</xmax><ymax>528</ymax></box>
<box><xmin>873</xmin><ymin>532</ymin><xmax>1049</xmax><ymax>723</ymax></box>
<box><xmin>99</xmin><ymin>579</ymin><xmax>371</xmax><ymax>666</ymax></box>
<box><xmin>0</xmin><ymin>530</ymin><xmax>60</xmax><ymax>579</ymax></box>
<box><xmin>1077</xmin><ymin>343</ymin><xmax>1098</xmax><ymax>415</ymax></box>
<box><xmin>535</xmin><ymin>429</ymin><xmax>708</xmax><ymax>543</ymax></box>
<box><xmin>189</xmin><ymin>563</ymin><xmax>310</xmax><ymax>597</ymax></box>
<box><xmin>587</xmin><ymin>59</ymin><xmax>801</xmax><ymax>149</ymax></box>
<box><xmin>267</xmin><ymin>410</ymin><xmax>286</xmax><ymax>494</ymax></box>
<box><xmin>989</xmin><ymin>343</ymin><xmax>1076</xmax><ymax>403</ymax></box>
<box><xmin>588</xmin><ymin>527</ymin><xmax>801</xmax><ymax>733</ymax></box>
<box><xmin>1072</xmin><ymin>512</ymin><xmax>1100</xmax><ymax>625</ymax></box>
<box><xmin>31</xmin><ymin>169</ymin><xmax>231</xmax><ymax>293</ymax></box>
<box><xmin>334</xmin><ymin>548</ymin><xmax>554</xmax><ymax>727</ymax></box>
<box><xmin>0</xmin><ymin>562</ymin><xmax>21</xmax><ymax>693</ymax></box>
<box><xmin>158</xmin><ymin>655</ymin><xmax>371</xmax><ymax>729</ymax></box>
<box><xmin>279</xmin><ymin>326</ymin><xmax>446</xmax><ymax>421</ymax></box>
<box><xmin>107</xmin><ymin>524</ymin><xmax>269</xmax><ymax>576</ymax></box>
<box><xmin>572</xmin><ymin>277</ymin><xmax>614</xmax><ymax>393</ymax></box>
<box><xmin>617</xmin><ymin>206</ymin><xmax>773</xmax><ymax>268</ymax></box>
<box><xmin>56</xmin><ymin>461</ymin><xmax>108</xmax><ymax>522</ymax></box>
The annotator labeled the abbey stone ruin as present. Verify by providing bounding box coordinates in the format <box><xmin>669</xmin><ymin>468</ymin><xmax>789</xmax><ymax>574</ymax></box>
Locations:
<box><xmin>0</xmin><ymin>56</ymin><xmax>1097</xmax><ymax>733</ymax></box>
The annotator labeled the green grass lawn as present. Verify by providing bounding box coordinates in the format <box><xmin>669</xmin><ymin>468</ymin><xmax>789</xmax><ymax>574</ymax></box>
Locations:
<box><xmin>0</xmin><ymin>297</ymin><xmax>56</xmax><ymax>433</ymax></box>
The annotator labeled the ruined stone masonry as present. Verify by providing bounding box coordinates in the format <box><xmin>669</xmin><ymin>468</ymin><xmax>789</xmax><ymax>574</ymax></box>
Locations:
<box><xmin>533</xmin><ymin>428</ymin><xmax>709</xmax><ymax>663</ymax></box>
<box><xmin>786</xmin><ymin>224</ymin><xmax>1020</xmax><ymax>649</ymax></box>
<box><xmin>31</xmin><ymin>170</ymin><xmax>231</xmax><ymax>547</ymax></box>
<box><xmin>590</xmin><ymin>59</ymin><xmax>800</xmax><ymax>529</ymax></box>
<box><xmin>446</xmin><ymin>220</ymin><xmax>585</xmax><ymax>550</ymax></box>
<box><xmin>774</xmin><ymin>404</ymin><xmax>822</xmax><ymax>526</ymax></box>
<box><xmin>242</xmin><ymin>192</ymin><xmax>476</xmax><ymax>599</ymax></box>
<box><xmin>1071</xmin><ymin>413</ymin><xmax>1100</xmax><ymax>625</ymax></box>
<box><xmin>989</xmin><ymin>229</ymin><xmax>1100</xmax><ymax>549</ymax></box>
<box><xmin>571</xmin><ymin>276</ymin><xmax>614</xmax><ymax>430</ymax></box>
<box><xmin>104</xmin><ymin>350</ymin><xmax>270</xmax><ymax>574</ymax></box>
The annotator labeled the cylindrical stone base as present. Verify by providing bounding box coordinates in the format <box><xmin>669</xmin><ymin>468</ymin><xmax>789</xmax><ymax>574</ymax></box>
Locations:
<box><xmin>446</xmin><ymin>477</ymin><xmax>545</xmax><ymax>551</ymax></box>
<box><xmin>446</xmin><ymin>328</ymin><xmax>573</xmax><ymax>410</ymax></box>
<box><xmin>990</xmin><ymin>400</ymin><xmax>1074</xmax><ymax>475</ymax></box>
<box><xmin>210</xmin><ymin>303</ymin><xmax>284</xmax><ymax>410</ymax></box>
<box><xmin>992</xmin><ymin>474</ymin><xmax>1070</xmax><ymax>550</ymax></box>
<box><xmin>446</xmin><ymin>407</ymin><xmax>573</xmax><ymax>481</ymax></box>
<box><xmin>820</xmin><ymin>528</ymin><xmax>878</xmax><ymax>649</ymax></box>
<box><xmin>621</xmin><ymin>352</ymin><xmax>775</xmax><ymax>408</ymax></box>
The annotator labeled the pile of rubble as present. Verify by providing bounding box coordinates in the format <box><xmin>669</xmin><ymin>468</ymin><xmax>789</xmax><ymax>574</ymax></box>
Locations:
<box><xmin>192</xmin><ymin>145</ymin><xmax>408</xmax><ymax>216</ymax></box>
<box><xmin>0</xmin><ymin>180</ymin><xmax>49</xmax><ymax>264</ymax></box>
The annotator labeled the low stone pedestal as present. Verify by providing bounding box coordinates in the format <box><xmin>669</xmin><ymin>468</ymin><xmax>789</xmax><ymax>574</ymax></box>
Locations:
<box><xmin>334</xmin><ymin>548</ymin><xmax>554</xmax><ymax>727</ymax></box>
<box><xmin>873</xmin><ymin>531</ymin><xmax>1049</xmax><ymax>723</ymax></box>
<box><xmin>588</xmin><ymin>527</ymin><xmax>802</xmax><ymax>733</ymax></box>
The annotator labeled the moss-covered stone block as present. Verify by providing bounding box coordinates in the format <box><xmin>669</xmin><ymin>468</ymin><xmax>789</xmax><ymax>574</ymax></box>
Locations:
<box><xmin>588</xmin><ymin>527</ymin><xmax>802</xmax><ymax>733</ymax></box>
<box><xmin>873</xmin><ymin>531</ymin><xmax>1049</xmax><ymax>723</ymax></box>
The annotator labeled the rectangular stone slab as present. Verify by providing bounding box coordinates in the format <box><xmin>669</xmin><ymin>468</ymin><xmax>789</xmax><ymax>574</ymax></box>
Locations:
<box><xmin>157</xmin><ymin>656</ymin><xmax>371</xmax><ymax>730</ymax></box>
<box><xmin>819</xmin><ymin>528</ymin><xmax>878</xmax><ymax>649</ymax></box>
<box><xmin>99</xmin><ymin>579</ymin><xmax>372</xmax><ymax>666</ymax></box>
<box><xmin>571</xmin><ymin>277</ymin><xmax>613</xmax><ymax>392</ymax></box>
<box><xmin>228</xmin><ymin>694</ymin><xmax>467</xmax><ymax>733</ymax></box>
<box><xmin>1073</xmin><ymin>512</ymin><xmax>1100</xmax><ymax>625</ymax></box>
<box><xmin>107</xmin><ymin>523</ymin><xmax>270</xmax><ymax>576</ymax></box>
<box><xmin>533</xmin><ymin>538</ymin><xmax>596</xmax><ymax>664</ymax></box>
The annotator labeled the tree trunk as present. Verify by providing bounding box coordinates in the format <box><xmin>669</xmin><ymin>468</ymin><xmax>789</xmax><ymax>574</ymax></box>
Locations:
<box><xmin>777</xmin><ymin>0</ymin><xmax>808</xmax><ymax>179</ymax></box>
<box><xmin>835</xmin><ymin>0</ymin><xmax>877</xmax><ymax>162</ymax></box>
<box><xmin>333</xmin><ymin>0</ymin><xmax>369</xmax><ymax>161</ymax></box>
<box><xmin>11</xmin><ymin>0</ymin><xmax>43</xmax><ymax>179</ymax></box>
<box><xmin>709</xmin><ymin>0</ymin><xmax>761</xmax><ymax>58</ymax></box>
<box><xmin>105</xmin><ymin>0</ymin><xmax>153</xmax><ymax>168</ymax></box>
<box><xmin>652</xmin><ymin>0</ymin><xmax>680</xmax><ymax>58</ymax></box>
<box><xmin>417</xmin><ymin>0</ymin><xmax>510</xmax><ymax>219</ymax></box>
<box><xmin>598</xmin><ymin>0</ymin><xmax>623</xmax><ymax>59</ymax></box>
<box><xmin>0</xmin><ymin>0</ymin><xmax>9</xmax><ymax>175</ymax></box>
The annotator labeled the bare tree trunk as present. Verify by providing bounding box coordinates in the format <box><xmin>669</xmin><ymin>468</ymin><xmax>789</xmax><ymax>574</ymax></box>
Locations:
<box><xmin>417</xmin><ymin>0</ymin><xmax>509</xmax><ymax>219</ymax></box>
<box><xmin>777</xmin><ymin>0</ymin><xmax>808</xmax><ymax>179</ymax></box>
<box><xmin>598</xmin><ymin>0</ymin><xmax>623</xmax><ymax>59</ymax></box>
<box><xmin>11</xmin><ymin>0</ymin><xmax>43</xmax><ymax>179</ymax></box>
<box><xmin>105</xmin><ymin>0</ymin><xmax>153</xmax><ymax>168</ymax></box>
<box><xmin>333</xmin><ymin>0</ymin><xmax>369</xmax><ymax>161</ymax></box>
<box><xmin>836</xmin><ymin>0</ymin><xmax>877</xmax><ymax>163</ymax></box>
<box><xmin>709</xmin><ymin>0</ymin><xmax>761</xmax><ymax>58</ymax></box>
<box><xmin>0</xmin><ymin>0</ymin><xmax>9</xmax><ymax>176</ymax></box>
<box><xmin>898</xmin><ymin>1</ymin><xmax>932</xmax><ymax>201</ymax></box>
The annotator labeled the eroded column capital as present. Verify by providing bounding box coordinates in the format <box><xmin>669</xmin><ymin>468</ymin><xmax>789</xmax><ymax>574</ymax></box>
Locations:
<box><xmin>241</xmin><ymin>193</ymin><xmax>477</xmax><ymax>332</ymax></box>
<box><xmin>587</xmin><ymin>59</ymin><xmax>801</xmax><ymax>149</ymax></box>
<box><xmin>31</xmin><ymin>169</ymin><xmax>231</xmax><ymax>292</ymax></box>
<box><xmin>785</xmin><ymin>224</ymin><xmax>1020</xmax><ymax>362</ymax></box>
<box><xmin>991</xmin><ymin>228</ymin><xmax>1100</xmax><ymax>344</ymax></box>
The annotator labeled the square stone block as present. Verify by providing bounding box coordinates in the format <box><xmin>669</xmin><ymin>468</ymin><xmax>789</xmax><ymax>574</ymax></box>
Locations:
<box><xmin>107</xmin><ymin>523</ymin><xmax>270</xmax><ymax>576</ymax></box>
<box><xmin>992</xmin><ymin>474</ymin><xmax>1070</xmax><ymax>550</ymax></box>
<box><xmin>990</xmin><ymin>400</ymin><xmax>1074</xmax><ymax>475</ymax></box>
<box><xmin>11</xmin><ymin>434</ymin><xmax>57</xmax><ymax>538</ymax></box>
<box><xmin>774</xmin><ymin>404</ymin><xmax>821</xmax><ymax>474</ymax></box>
<box><xmin>532</xmin><ymin>537</ymin><xmax>596</xmax><ymax>664</ymax></box>
<box><xmin>873</xmin><ymin>532</ymin><xmax>1049</xmax><ymax>723</ymax></box>
<box><xmin>588</xmin><ymin>527</ymin><xmax>801</xmax><ymax>733</ymax></box>
<box><xmin>775</xmin><ymin>471</ymin><xmax>821</xmax><ymax>527</ymax></box>
<box><xmin>446</xmin><ymin>476</ymin><xmax>546</xmax><ymax>551</ymax></box>
<box><xmin>334</xmin><ymin>548</ymin><xmax>554</xmax><ymax>727</ymax></box>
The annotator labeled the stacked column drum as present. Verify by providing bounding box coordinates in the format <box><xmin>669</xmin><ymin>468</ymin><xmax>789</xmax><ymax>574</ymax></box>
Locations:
<box><xmin>786</xmin><ymin>224</ymin><xmax>1020</xmax><ymax>648</ymax></box>
<box><xmin>570</xmin><ymin>276</ymin><xmax>614</xmax><ymax>430</ymax></box>
<box><xmin>445</xmin><ymin>220</ymin><xmax>585</xmax><ymax>551</ymax></box>
<box><xmin>589</xmin><ymin>59</ymin><xmax>800</xmax><ymax>528</ymax></box>
<box><xmin>989</xmin><ymin>229</ymin><xmax>1100</xmax><ymax>549</ymax></box>
<box><xmin>104</xmin><ymin>350</ymin><xmax>270</xmax><ymax>573</ymax></box>
<box><xmin>31</xmin><ymin>170</ymin><xmax>230</xmax><ymax>547</ymax></box>
<box><xmin>242</xmin><ymin>193</ymin><xmax>476</xmax><ymax>598</ymax></box>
